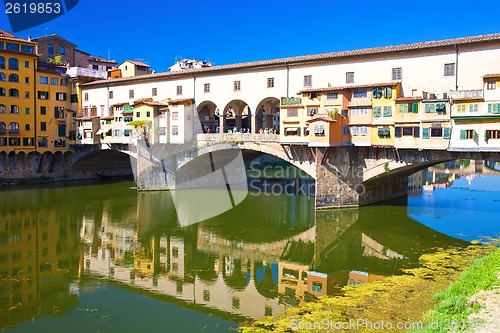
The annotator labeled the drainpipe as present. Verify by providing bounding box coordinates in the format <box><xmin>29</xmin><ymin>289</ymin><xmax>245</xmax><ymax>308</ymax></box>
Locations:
<box><xmin>285</xmin><ymin>61</ymin><xmax>289</xmax><ymax>98</ymax></box>
<box><xmin>192</xmin><ymin>73</ymin><xmax>196</xmax><ymax>142</ymax></box>
<box><xmin>455</xmin><ymin>44</ymin><xmax>459</xmax><ymax>91</ymax></box>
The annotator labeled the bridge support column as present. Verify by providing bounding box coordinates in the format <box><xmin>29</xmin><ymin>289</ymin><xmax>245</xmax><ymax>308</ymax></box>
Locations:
<box><xmin>235</xmin><ymin>115</ymin><xmax>242</xmax><ymax>130</ymax></box>
<box><xmin>314</xmin><ymin>147</ymin><xmax>361</xmax><ymax>208</ymax></box>
<box><xmin>219</xmin><ymin>115</ymin><xmax>226</xmax><ymax>133</ymax></box>
<box><xmin>251</xmin><ymin>113</ymin><xmax>257</xmax><ymax>134</ymax></box>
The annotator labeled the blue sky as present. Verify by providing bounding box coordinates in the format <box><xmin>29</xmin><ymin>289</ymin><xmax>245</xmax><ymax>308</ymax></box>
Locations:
<box><xmin>1</xmin><ymin>0</ymin><xmax>500</xmax><ymax>72</ymax></box>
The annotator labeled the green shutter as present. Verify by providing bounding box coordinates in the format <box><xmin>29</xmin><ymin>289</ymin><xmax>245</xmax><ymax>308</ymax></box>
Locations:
<box><xmin>460</xmin><ymin>129</ymin><xmax>467</xmax><ymax>140</ymax></box>
<box><xmin>422</xmin><ymin>128</ymin><xmax>430</xmax><ymax>139</ymax></box>
<box><xmin>485</xmin><ymin>130</ymin><xmax>490</xmax><ymax>141</ymax></box>
<box><xmin>398</xmin><ymin>104</ymin><xmax>408</xmax><ymax>113</ymax></box>
<box><xmin>412</xmin><ymin>103</ymin><xmax>419</xmax><ymax>113</ymax></box>
<box><xmin>383</xmin><ymin>106</ymin><xmax>392</xmax><ymax>117</ymax></box>
<box><xmin>413</xmin><ymin>126</ymin><xmax>420</xmax><ymax>138</ymax></box>
<box><xmin>443</xmin><ymin>127</ymin><xmax>451</xmax><ymax>139</ymax></box>
<box><xmin>395</xmin><ymin>127</ymin><xmax>402</xmax><ymax>138</ymax></box>
<box><xmin>373</xmin><ymin>106</ymin><xmax>381</xmax><ymax>117</ymax></box>
<box><xmin>58</xmin><ymin>124</ymin><xmax>66</xmax><ymax>137</ymax></box>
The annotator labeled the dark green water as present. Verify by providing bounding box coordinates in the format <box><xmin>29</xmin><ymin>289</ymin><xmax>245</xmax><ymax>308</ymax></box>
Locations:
<box><xmin>0</xmin><ymin>174</ymin><xmax>491</xmax><ymax>333</ymax></box>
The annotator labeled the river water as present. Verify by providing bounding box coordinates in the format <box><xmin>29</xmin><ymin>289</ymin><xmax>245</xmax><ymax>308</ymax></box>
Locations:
<box><xmin>0</xmin><ymin>161</ymin><xmax>499</xmax><ymax>332</ymax></box>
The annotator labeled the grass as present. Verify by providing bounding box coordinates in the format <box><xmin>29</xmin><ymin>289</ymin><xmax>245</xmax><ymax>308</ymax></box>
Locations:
<box><xmin>412</xmin><ymin>247</ymin><xmax>500</xmax><ymax>333</ymax></box>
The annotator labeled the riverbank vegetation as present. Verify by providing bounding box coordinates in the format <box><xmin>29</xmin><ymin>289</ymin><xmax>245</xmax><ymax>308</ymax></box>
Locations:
<box><xmin>412</xmin><ymin>247</ymin><xmax>500</xmax><ymax>333</ymax></box>
<box><xmin>240</xmin><ymin>245</ymin><xmax>494</xmax><ymax>333</ymax></box>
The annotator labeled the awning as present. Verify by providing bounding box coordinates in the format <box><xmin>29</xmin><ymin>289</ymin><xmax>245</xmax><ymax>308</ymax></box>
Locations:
<box><xmin>286</xmin><ymin>127</ymin><xmax>299</xmax><ymax>132</ymax></box>
<box><xmin>378</xmin><ymin>127</ymin><xmax>390</xmax><ymax>136</ymax></box>
<box><xmin>96</xmin><ymin>128</ymin><xmax>111</xmax><ymax>135</ymax></box>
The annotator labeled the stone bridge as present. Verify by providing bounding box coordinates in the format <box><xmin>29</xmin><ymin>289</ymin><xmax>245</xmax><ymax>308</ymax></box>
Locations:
<box><xmin>127</xmin><ymin>133</ymin><xmax>500</xmax><ymax>209</ymax></box>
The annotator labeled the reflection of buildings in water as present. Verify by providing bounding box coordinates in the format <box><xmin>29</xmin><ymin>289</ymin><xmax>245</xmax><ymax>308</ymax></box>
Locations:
<box><xmin>347</xmin><ymin>271</ymin><xmax>385</xmax><ymax>285</ymax></box>
<box><xmin>361</xmin><ymin>233</ymin><xmax>404</xmax><ymax>260</ymax></box>
<box><xmin>0</xmin><ymin>208</ymin><xmax>79</xmax><ymax>328</ymax></box>
<box><xmin>408</xmin><ymin>169</ymin><xmax>427</xmax><ymax>196</ymax></box>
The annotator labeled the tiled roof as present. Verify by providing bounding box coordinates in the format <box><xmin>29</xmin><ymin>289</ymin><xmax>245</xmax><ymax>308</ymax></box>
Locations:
<box><xmin>101</xmin><ymin>116</ymin><xmax>114</xmax><ymax>120</ymax></box>
<box><xmin>167</xmin><ymin>98</ymin><xmax>194</xmax><ymax>104</ymax></box>
<box><xmin>395</xmin><ymin>96</ymin><xmax>423</xmax><ymax>101</ymax></box>
<box><xmin>301</xmin><ymin>82</ymin><xmax>400</xmax><ymax>93</ymax></box>
<box><xmin>120</xmin><ymin>60</ymin><xmax>150</xmax><ymax>67</ymax></box>
<box><xmin>0</xmin><ymin>33</ymin><xmax>36</xmax><ymax>44</ymax></box>
<box><xmin>83</xmin><ymin>33</ymin><xmax>500</xmax><ymax>87</ymax></box>
<box><xmin>482</xmin><ymin>74</ymin><xmax>500</xmax><ymax>79</ymax></box>
<box><xmin>306</xmin><ymin>117</ymin><xmax>337</xmax><ymax>123</ymax></box>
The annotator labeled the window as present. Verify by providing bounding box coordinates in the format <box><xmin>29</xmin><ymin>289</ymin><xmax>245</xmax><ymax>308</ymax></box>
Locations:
<box><xmin>431</xmin><ymin>127</ymin><xmax>443</xmax><ymax>138</ymax></box>
<box><xmin>326</xmin><ymin>92</ymin><xmax>338</xmax><ymax>99</ymax></box>
<box><xmin>303</xmin><ymin>75</ymin><xmax>312</xmax><ymax>87</ymax></box>
<box><xmin>0</xmin><ymin>122</ymin><xmax>5</xmax><ymax>134</ymax></box>
<box><xmin>54</xmin><ymin>107</ymin><xmax>64</xmax><ymax>118</ymax></box>
<box><xmin>203</xmin><ymin>290</ymin><xmax>210</xmax><ymax>302</ymax></box>
<box><xmin>50</xmin><ymin>77</ymin><xmax>59</xmax><ymax>85</ymax></box>
<box><xmin>232</xmin><ymin>297</ymin><xmax>240</xmax><ymax>309</ymax></box>
<box><xmin>9</xmin><ymin>122</ymin><xmax>19</xmax><ymax>135</ymax></box>
<box><xmin>0</xmin><ymin>56</ymin><xmax>4</xmax><ymax>69</ymax></box>
<box><xmin>392</xmin><ymin>67</ymin><xmax>402</xmax><ymax>80</ymax></box>
<box><xmin>353</xmin><ymin>89</ymin><xmax>367</xmax><ymax>98</ymax></box>
<box><xmin>351</xmin><ymin>108</ymin><xmax>369</xmax><ymax>116</ymax></box>
<box><xmin>109</xmin><ymin>91</ymin><xmax>113</xmax><ymax>99</ymax></box>
<box><xmin>204</xmin><ymin>83</ymin><xmax>210</xmax><ymax>93</ymax></box>
<box><xmin>395</xmin><ymin>126</ymin><xmax>420</xmax><ymax>138</ymax></box>
<box><xmin>59</xmin><ymin>46</ymin><xmax>65</xmax><ymax>55</ymax></box>
<box><xmin>287</xmin><ymin>109</ymin><xmax>298</xmax><ymax>117</ymax></box>
<box><xmin>25</xmin><ymin>107</ymin><xmax>29</xmax><ymax>114</ymax></box>
<box><xmin>25</xmin><ymin>124</ymin><xmax>30</xmax><ymax>131</ymax></box>
<box><xmin>460</xmin><ymin>129</ymin><xmax>476</xmax><ymax>140</ymax></box>
<box><xmin>172</xmin><ymin>126</ymin><xmax>179</xmax><ymax>136</ymax></box>
<box><xmin>136</xmin><ymin>111</ymin><xmax>140</xmax><ymax>117</ymax></box>
<box><xmin>71</xmin><ymin>94</ymin><xmax>78</xmax><ymax>103</ymax></box>
<box><xmin>343</xmin><ymin>126</ymin><xmax>350</xmax><ymax>135</ymax></box>
<box><xmin>172</xmin><ymin>112</ymin><xmax>178</xmax><ymax>120</ymax></box>
<box><xmin>425</xmin><ymin>103</ymin><xmax>446</xmax><ymax>114</ymax></box>
<box><xmin>9</xmin><ymin>88</ymin><xmax>19</xmax><ymax>97</ymax></box>
<box><xmin>383</xmin><ymin>106</ymin><xmax>392</xmax><ymax>117</ymax></box>
<box><xmin>377</xmin><ymin>127</ymin><xmax>391</xmax><ymax>137</ymax></box>
<box><xmin>233</xmin><ymin>80</ymin><xmax>241</xmax><ymax>91</ymax></box>
<box><xmin>56</xmin><ymin>92</ymin><xmax>66</xmax><ymax>101</ymax></box>
<box><xmin>25</xmin><ymin>91</ymin><xmax>29</xmax><ymax>98</ymax></box>
<box><xmin>146</xmin><ymin>111</ymin><xmax>151</xmax><ymax>117</ymax></box>
<box><xmin>485</xmin><ymin>130</ymin><xmax>500</xmax><ymax>141</ymax></box>
<box><xmin>40</xmin><ymin>122</ymin><xmax>46</xmax><ymax>131</ymax></box>
<box><xmin>8</xmin><ymin>74</ymin><xmax>19</xmax><ymax>82</ymax></box>
<box><xmin>152</xmin><ymin>88</ymin><xmax>157</xmax><ymax>96</ymax></box>
<box><xmin>48</xmin><ymin>45</ymin><xmax>53</xmax><ymax>59</ymax></box>
<box><xmin>21</xmin><ymin>44</ymin><xmax>33</xmax><ymax>53</ymax></box>
<box><xmin>488</xmin><ymin>103</ymin><xmax>500</xmax><ymax>114</ymax></box>
<box><xmin>38</xmin><ymin>91</ymin><xmax>48</xmax><ymax>99</ymax></box>
<box><xmin>39</xmin><ymin>76</ymin><xmax>48</xmax><ymax>84</ymax></box>
<box><xmin>469</xmin><ymin>103</ymin><xmax>479</xmax><ymax>112</ymax></box>
<box><xmin>6</xmin><ymin>42</ymin><xmax>19</xmax><ymax>51</ymax></box>
<box><xmin>313</xmin><ymin>124</ymin><xmax>325</xmax><ymax>136</ymax></box>
<box><xmin>0</xmin><ymin>104</ymin><xmax>5</xmax><ymax>113</ymax></box>
<box><xmin>456</xmin><ymin>104</ymin><xmax>466</xmax><ymax>113</ymax></box>
<box><xmin>0</xmin><ymin>88</ymin><xmax>4</xmax><ymax>96</ymax></box>
<box><xmin>129</xmin><ymin>90</ymin><xmax>134</xmax><ymax>99</ymax></box>
<box><xmin>444</xmin><ymin>63</ymin><xmax>455</xmax><ymax>76</ymax></box>
<box><xmin>60</xmin><ymin>78</ymin><xmax>68</xmax><ymax>86</ymax></box>
<box><xmin>308</xmin><ymin>108</ymin><xmax>318</xmax><ymax>116</ymax></box>
<box><xmin>37</xmin><ymin>137</ymin><xmax>47</xmax><ymax>147</ymax></box>
<box><xmin>24</xmin><ymin>61</ymin><xmax>30</xmax><ymax>68</ymax></box>
<box><xmin>8</xmin><ymin>58</ymin><xmax>19</xmax><ymax>70</ymax></box>
<box><xmin>40</xmin><ymin>106</ymin><xmax>46</xmax><ymax>115</ymax></box>
<box><xmin>312</xmin><ymin>282</ymin><xmax>323</xmax><ymax>294</ymax></box>
<box><xmin>25</xmin><ymin>77</ymin><xmax>29</xmax><ymax>83</ymax></box>
<box><xmin>373</xmin><ymin>106</ymin><xmax>382</xmax><ymax>117</ymax></box>
<box><xmin>0</xmin><ymin>72</ymin><xmax>4</xmax><ymax>81</ymax></box>
<box><xmin>176</xmin><ymin>85</ymin><xmax>182</xmax><ymax>95</ymax></box>
<box><xmin>267</xmin><ymin>77</ymin><xmax>274</xmax><ymax>88</ymax></box>
<box><xmin>284</xmin><ymin>127</ymin><xmax>300</xmax><ymax>136</ymax></box>
<box><xmin>346</xmin><ymin>72</ymin><xmax>354</xmax><ymax>83</ymax></box>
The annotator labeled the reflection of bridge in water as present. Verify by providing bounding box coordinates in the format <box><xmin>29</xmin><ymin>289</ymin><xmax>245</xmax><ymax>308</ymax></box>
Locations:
<box><xmin>78</xmin><ymin>189</ymin><xmax>469</xmax><ymax>320</ymax></box>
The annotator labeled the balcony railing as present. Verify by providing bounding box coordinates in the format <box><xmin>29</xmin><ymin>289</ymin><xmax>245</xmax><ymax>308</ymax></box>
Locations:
<box><xmin>66</xmin><ymin>67</ymin><xmax>108</xmax><ymax>79</ymax></box>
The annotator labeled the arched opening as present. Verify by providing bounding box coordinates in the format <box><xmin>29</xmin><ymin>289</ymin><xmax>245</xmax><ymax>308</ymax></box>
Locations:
<box><xmin>222</xmin><ymin>100</ymin><xmax>250</xmax><ymax>133</ymax></box>
<box><xmin>222</xmin><ymin>257</ymin><xmax>250</xmax><ymax>291</ymax></box>
<box><xmin>196</xmin><ymin>101</ymin><xmax>218</xmax><ymax>133</ymax></box>
<box><xmin>255</xmin><ymin>97</ymin><xmax>280</xmax><ymax>133</ymax></box>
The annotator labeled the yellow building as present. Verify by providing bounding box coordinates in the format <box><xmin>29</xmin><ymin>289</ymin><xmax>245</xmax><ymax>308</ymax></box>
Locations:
<box><xmin>394</xmin><ymin>96</ymin><xmax>422</xmax><ymax>149</ymax></box>
<box><xmin>370</xmin><ymin>83</ymin><xmax>400</xmax><ymax>147</ymax></box>
<box><xmin>0</xmin><ymin>31</ymin><xmax>37</xmax><ymax>153</ymax></box>
<box><xmin>35</xmin><ymin>63</ymin><xmax>73</xmax><ymax>152</ymax></box>
<box><xmin>279</xmin><ymin>97</ymin><xmax>308</xmax><ymax>144</ymax></box>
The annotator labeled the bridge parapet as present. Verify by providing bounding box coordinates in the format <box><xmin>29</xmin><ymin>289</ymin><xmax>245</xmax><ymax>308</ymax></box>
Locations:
<box><xmin>196</xmin><ymin>133</ymin><xmax>279</xmax><ymax>146</ymax></box>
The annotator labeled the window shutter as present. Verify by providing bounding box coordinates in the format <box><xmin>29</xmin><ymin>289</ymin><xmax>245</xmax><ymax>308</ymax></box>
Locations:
<box><xmin>485</xmin><ymin>130</ymin><xmax>490</xmax><ymax>141</ymax></box>
<box><xmin>373</xmin><ymin>106</ymin><xmax>381</xmax><ymax>117</ymax></box>
<box><xmin>422</xmin><ymin>128</ymin><xmax>430</xmax><ymax>139</ymax></box>
<box><xmin>443</xmin><ymin>127</ymin><xmax>451</xmax><ymax>139</ymax></box>
<box><xmin>395</xmin><ymin>127</ymin><xmax>402</xmax><ymax>138</ymax></box>
<box><xmin>460</xmin><ymin>129</ymin><xmax>467</xmax><ymax>140</ymax></box>
<box><xmin>58</xmin><ymin>124</ymin><xmax>66</xmax><ymax>137</ymax></box>
<box><xmin>413</xmin><ymin>126</ymin><xmax>420</xmax><ymax>138</ymax></box>
<box><xmin>412</xmin><ymin>103</ymin><xmax>419</xmax><ymax>113</ymax></box>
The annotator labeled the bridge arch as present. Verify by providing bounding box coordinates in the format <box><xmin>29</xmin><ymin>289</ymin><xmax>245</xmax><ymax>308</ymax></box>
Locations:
<box><xmin>222</xmin><ymin>99</ymin><xmax>251</xmax><ymax>133</ymax></box>
<box><xmin>196</xmin><ymin>100</ymin><xmax>218</xmax><ymax>133</ymax></box>
<box><xmin>254</xmin><ymin>97</ymin><xmax>280</xmax><ymax>133</ymax></box>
